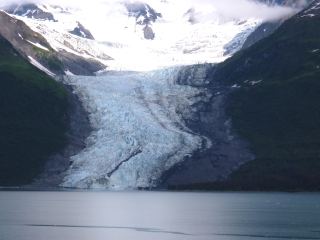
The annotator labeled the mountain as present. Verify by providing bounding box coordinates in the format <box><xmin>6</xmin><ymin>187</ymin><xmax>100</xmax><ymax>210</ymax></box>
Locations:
<box><xmin>3</xmin><ymin>3</ymin><xmax>57</xmax><ymax>21</ymax></box>
<box><xmin>0</xmin><ymin>0</ymin><xmax>313</xmax><ymax>189</ymax></box>
<box><xmin>0</xmin><ymin>32</ymin><xmax>70</xmax><ymax>186</ymax></box>
<box><xmin>170</xmin><ymin>0</ymin><xmax>320</xmax><ymax>191</ymax></box>
<box><xmin>1</xmin><ymin>1</ymin><xmax>264</xmax><ymax>70</ymax></box>
<box><xmin>125</xmin><ymin>2</ymin><xmax>162</xmax><ymax>40</ymax></box>
<box><xmin>0</xmin><ymin>9</ymin><xmax>109</xmax><ymax>76</ymax></box>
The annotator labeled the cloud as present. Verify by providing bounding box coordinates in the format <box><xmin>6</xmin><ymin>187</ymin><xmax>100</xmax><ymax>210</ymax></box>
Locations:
<box><xmin>188</xmin><ymin>0</ymin><xmax>306</xmax><ymax>22</ymax></box>
<box><xmin>0</xmin><ymin>0</ymin><xmax>308</xmax><ymax>22</ymax></box>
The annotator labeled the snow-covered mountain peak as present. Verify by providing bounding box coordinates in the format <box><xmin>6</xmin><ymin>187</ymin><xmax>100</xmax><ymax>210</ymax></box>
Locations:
<box><xmin>1</xmin><ymin>0</ymin><xmax>304</xmax><ymax>72</ymax></box>
<box><xmin>3</xmin><ymin>3</ymin><xmax>57</xmax><ymax>21</ymax></box>
<box><xmin>0</xmin><ymin>1</ymin><xmax>267</xmax><ymax>72</ymax></box>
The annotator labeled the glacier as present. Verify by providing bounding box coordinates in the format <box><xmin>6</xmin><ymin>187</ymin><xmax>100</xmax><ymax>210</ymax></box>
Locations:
<box><xmin>4</xmin><ymin>1</ymin><xmax>289</xmax><ymax>189</ymax></box>
<box><xmin>59</xmin><ymin>68</ymin><xmax>213</xmax><ymax>189</ymax></box>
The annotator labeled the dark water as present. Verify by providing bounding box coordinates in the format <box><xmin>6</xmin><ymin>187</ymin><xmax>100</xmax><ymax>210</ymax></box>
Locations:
<box><xmin>0</xmin><ymin>191</ymin><xmax>319</xmax><ymax>240</ymax></box>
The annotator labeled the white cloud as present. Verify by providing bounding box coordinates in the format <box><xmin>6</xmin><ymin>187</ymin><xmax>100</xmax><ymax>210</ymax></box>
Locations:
<box><xmin>188</xmin><ymin>0</ymin><xmax>306</xmax><ymax>22</ymax></box>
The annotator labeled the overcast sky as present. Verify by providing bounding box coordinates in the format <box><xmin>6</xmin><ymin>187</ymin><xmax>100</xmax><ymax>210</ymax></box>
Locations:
<box><xmin>0</xmin><ymin>0</ymin><xmax>307</xmax><ymax>22</ymax></box>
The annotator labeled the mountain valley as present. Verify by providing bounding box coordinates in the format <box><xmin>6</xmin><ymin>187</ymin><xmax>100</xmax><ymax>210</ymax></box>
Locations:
<box><xmin>0</xmin><ymin>0</ymin><xmax>319</xmax><ymax>190</ymax></box>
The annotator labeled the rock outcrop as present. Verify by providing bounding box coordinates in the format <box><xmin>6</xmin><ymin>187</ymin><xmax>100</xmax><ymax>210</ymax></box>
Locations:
<box><xmin>69</xmin><ymin>22</ymin><xmax>95</xmax><ymax>40</ymax></box>
<box><xmin>125</xmin><ymin>2</ymin><xmax>162</xmax><ymax>40</ymax></box>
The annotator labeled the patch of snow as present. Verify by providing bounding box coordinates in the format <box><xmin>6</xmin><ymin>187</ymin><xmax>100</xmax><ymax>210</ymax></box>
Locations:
<box><xmin>65</xmin><ymin>69</ymin><xmax>75</xmax><ymax>76</ymax></box>
<box><xmin>79</xmin><ymin>30</ymin><xmax>86</xmax><ymax>38</ymax></box>
<box><xmin>18</xmin><ymin>33</ymin><xmax>23</xmax><ymax>40</ymax></box>
<box><xmin>28</xmin><ymin>56</ymin><xmax>55</xmax><ymax>76</ymax></box>
<box><xmin>13</xmin><ymin>5</ymin><xmax>20</xmax><ymax>15</ymax></box>
<box><xmin>304</xmin><ymin>2</ymin><xmax>320</xmax><ymax>13</ymax></box>
<box><xmin>251</xmin><ymin>80</ymin><xmax>262</xmax><ymax>85</ymax></box>
<box><xmin>26</xmin><ymin>39</ymin><xmax>49</xmax><ymax>51</ymax></box>
<box><xmin>300</xmin><ymin>14</ymin><xmax>317</xmax><ymax>17</ymax></box>
<box><xmin>21</xmin><ymin>9</ymin><xmax>31</xmax><ymax>17</ymax></box>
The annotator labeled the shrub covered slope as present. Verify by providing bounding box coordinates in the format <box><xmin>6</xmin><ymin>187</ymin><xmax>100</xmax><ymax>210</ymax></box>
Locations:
<box><xmin>0</xmin><ymin>34</ymin><xmax>69</xmax><ymax>186</ymax></box>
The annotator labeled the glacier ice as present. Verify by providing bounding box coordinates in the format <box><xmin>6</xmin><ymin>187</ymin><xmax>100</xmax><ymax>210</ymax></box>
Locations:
<box><xmin>59</xmin><ymin>68</ymin><xmax>210</xmax><ymax>189</ymax></box>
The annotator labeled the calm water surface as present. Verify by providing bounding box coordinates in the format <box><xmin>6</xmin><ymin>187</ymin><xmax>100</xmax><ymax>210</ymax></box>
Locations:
<box><xmin>0</xmin><ymin>191</ymin><xmax>319</xmax><ymax>240</ymax></box>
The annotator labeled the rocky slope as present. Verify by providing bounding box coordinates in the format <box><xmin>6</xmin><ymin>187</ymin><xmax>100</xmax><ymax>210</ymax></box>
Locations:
<box><xmin>0</xmin><ymin>10</ymin><xmax>108</xmax><ymax>76</ymax></box>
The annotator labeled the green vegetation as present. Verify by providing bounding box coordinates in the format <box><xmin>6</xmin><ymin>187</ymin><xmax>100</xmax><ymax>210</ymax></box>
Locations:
<box><xmin>0</xmin><ymin>35</ymin><xmax>70</xmax><ymax>186</ymax></box>
<box><xmin>169</xmin><ymin>8</ymin><xmax>320</xmax><ymax>191</ymax></box>
<box><xmin>33</xmin><ymin>46</ymin><xmax>63</xmax><ymax>72</ymax></box>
